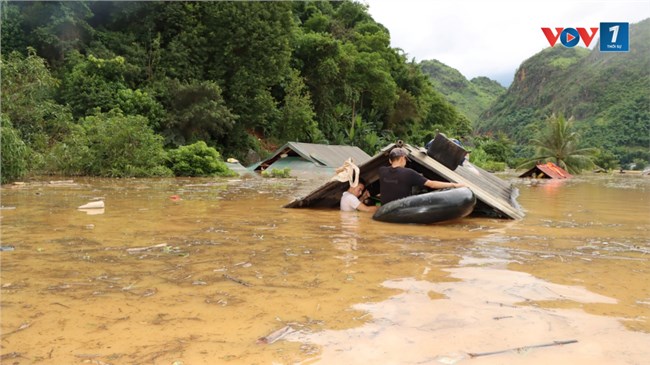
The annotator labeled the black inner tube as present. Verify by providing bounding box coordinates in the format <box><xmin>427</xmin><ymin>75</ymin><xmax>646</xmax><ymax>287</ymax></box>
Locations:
<box><xmin>372</xmin><ymin>187</ymin><xmax>476</xmax><ymax>224</ymax></box>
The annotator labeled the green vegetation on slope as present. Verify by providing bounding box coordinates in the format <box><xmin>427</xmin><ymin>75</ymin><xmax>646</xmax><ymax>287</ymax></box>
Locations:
<box><xmin>479</xmin><ymin>19</ymin><xmax>650</xmax><ymax>169</ymax></box>
<box><xmin>419</xmin><ymin>59</ymin><xmax>506</xmax><ymax>124</ymax></box>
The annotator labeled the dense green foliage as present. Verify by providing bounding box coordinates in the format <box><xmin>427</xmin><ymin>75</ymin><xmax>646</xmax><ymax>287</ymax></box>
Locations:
<box><xmin>48</xmin><ymin>111</ymin><xmax>172</xmax><ymax>177</ymax></box>
<box><xmin>2</xmin><ymin>2</ymin><xmax>646</xmax><ymax>182</ymax></box>
<box><xmin>1</xmin><ymin>117</ymin><xmax>29</xmax><ymax>184</ymax></box>
<box><xmin>157</xmin><ymin>79</ymin><xmax>236</xmax><ymax>146</ymax></box>
<box><xmin>420</xmin><ymin>60</ymin><xmax>506</xmax><ymax>124</ymax></box>
<box><xmin>479</xmin><ymin>19</ymin><xmax>650</xmax><ymax>169</ymax></box>
<box><xmin>1</xmin><ymin>49</ymin><xmax>75</xmax><ymax>166</ymax></box>
<box><xmin>167</xmin><ymin>141</ymin><xmax>235</xmax><ymax>177</ymax></box>
<box><xmin>0</xmin><ymin>0</ymin><xmax>471</xmax><ymax>183</ymax></box>
<box><xmin>467</xmin><ymin>133</ymin><xmax>514</xmax><ymax>172</ymax></box>
<box><xmin>468</xmin><ymin>148</ymin><xmax>506</xmax><ymax>172</ymax></box>
<box><xmin>261</xmin><ymin>168</ymin><xmax>292</xmax><ymax>178</ymax></box>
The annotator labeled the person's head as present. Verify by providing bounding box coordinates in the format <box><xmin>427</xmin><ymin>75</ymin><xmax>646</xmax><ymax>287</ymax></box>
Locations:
<box><xmin>389</xmin><ymin>147</ymin><xmax>409</xmax><ymax>167</ymax></box>
<box><xmin>348</xmin><ymin>182</ymin><xmax>365</xmax><ymax>197</ymax></box>
<box><xmin>348</xmin><ymin>178</ymin><xmax>367</xmax><ymax>197</ymax></box>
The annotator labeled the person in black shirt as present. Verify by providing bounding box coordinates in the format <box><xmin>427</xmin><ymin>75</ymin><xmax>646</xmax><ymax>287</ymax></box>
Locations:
<box><xmin>379</xmin><ymin>147</ymin><xmax>466</xmax><ymax>205</ymax></box>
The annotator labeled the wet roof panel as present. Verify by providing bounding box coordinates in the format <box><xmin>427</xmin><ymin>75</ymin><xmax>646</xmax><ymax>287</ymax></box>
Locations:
<box><xmin>252</xmin><ymin>142</ymin><xmax>372</xmax><ymax>171</ymax></box>
<box><xmin>519</xmin><ymin>162</ymin><xmax>573</xmax><ymax>179</ymax></box>
<box><xmin>285</xmin><ymin>142</ymin><xmax>524</xmax><ymax>220</ymax></box>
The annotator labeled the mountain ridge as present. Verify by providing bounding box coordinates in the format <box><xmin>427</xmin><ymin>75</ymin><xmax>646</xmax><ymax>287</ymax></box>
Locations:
<box><xmin>477</xmin><ymin>18</ymin><xmax>649</xmax><ymax>166</ymax></box>
<box><xmin>419</xmin><ymin>59</ymin><xmax>506</xmax><ymax>125</ymax></box>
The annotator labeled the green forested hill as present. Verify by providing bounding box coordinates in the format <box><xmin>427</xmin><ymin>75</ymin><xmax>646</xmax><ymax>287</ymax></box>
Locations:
<box><xmin>419</xmin><ymin>59</ymin><xmax>505</xmax><ymax>124</ymax></box>
<box><xmin>1</xmin><ymin>1</ymin><xmax>471</xmax><ymax>182</ymax></box>
<box><xmin>479</xmin><ymin>19</ymin><xmax>650</xmax><ymax>167</ymax></box>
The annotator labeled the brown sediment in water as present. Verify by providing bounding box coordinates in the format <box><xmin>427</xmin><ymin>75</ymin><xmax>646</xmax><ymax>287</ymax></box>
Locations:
<box><xmin>287</xmin><ymin>267</ymin><xmax>650</xmax><ymax>365</ymax></box>
<box><xmin>1</xmin><ymin>174</ymin><xmax>649</xmax><ymax>364</ymax></box>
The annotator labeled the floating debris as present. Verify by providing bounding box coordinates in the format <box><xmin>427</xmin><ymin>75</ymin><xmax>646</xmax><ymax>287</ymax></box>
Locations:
<box><xmin>50</xmin><ymin>180</ymin><xmax>75</xmax><ymax>185</ymax></box>
<box><xmin>126</xmin><ymin>243</ymin><xmax>168</xmax><ymax>254</ymax></box>
<box><xmin>223</xmin><ymin>274</ymin><xmax>252</xmax><ymax>287</ymax></box>
<box><xmin>434</xmin><ymin>353</ymin><xmax>467</xmax><ymax>364</ymax></box>
<box><xmin>78</xmin><ymin>200</ymin><xmax>105</xmax><ymax>209</ymax></box>
<box><xmin>468</xmin><ymin>339</ymin><xmax>578</xmax><ymax>358</ymax></box>
<box><xmin>233</xmin><ymin>261</ymin><xmax>252</xmax><ymax>268</ymax></box>
<box><xmin>0</xmin><ymin>352</ymin><xmax>24</xmax><ymax>361</ymax></box>
<box><xmin>493</xmin><ymin>315</ymin><xmax>514</xmax><ymax>320</ymax></box>
<box><xmin>256</xmin><ymin>325</ymin><xmax>296</xmax><ymax>345</ymax></box>
<box><xmin>79</xmin><ymin>208</ymin><xmax>104</xmax><ymax>215</ymax></box>
<box><xmin>3</xmin><ymin>321</ymin><xmax>32</xmax><ymax>337</ymax></box>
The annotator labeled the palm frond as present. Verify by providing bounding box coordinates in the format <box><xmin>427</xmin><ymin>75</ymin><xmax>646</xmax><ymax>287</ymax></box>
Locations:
<box><xmin>524</xmin><ymin>113</ymin><xmax>597</xmax><ymax>174</ymax></box>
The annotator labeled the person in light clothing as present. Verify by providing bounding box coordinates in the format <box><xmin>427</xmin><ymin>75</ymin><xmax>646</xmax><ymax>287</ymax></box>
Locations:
<box><xmin>340</xmin><ymin>179</ymin><xmax>377</xmax><ymax>213</ymax></box>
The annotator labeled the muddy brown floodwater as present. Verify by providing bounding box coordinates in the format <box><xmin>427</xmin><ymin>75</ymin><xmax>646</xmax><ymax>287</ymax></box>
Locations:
<box><xmin>1</xmin><ymin>173</ymin><xmax>649</xmax><ymax>365</ymax></box>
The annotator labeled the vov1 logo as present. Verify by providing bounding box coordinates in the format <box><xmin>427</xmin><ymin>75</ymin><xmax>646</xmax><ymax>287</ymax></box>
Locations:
<box><xmin>542</xmin><ymin>22</ymin><xmax>629</xmax><ymax>52</ymax></box>
<box><xmin>541</xmin><ymin>27</ymin><xmax>599</xmax><ymax>47</ymax></box>
<box><xmin>599</xmin><ymin>22</ymin><xmax>629</xmax><ymax>52</ymax></box>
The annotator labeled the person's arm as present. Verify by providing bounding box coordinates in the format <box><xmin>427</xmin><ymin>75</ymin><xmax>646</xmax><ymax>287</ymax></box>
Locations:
<box><xmin>356</xmin><ymin>190</ymin><xmax>378</xmax><ymax>212</ymax></box>
<box><xmin>424</xmin><ymin>180</ymin><xmax>467</xmax><ymax>189</ymax></box>
<box><xmin>356</xmin><ymin>202</ymin><xmax>378</xmax><ymax>213</ymax></box>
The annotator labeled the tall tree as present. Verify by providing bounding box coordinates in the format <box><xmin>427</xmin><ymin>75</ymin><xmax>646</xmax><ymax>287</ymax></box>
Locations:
<box><xmin>59</xmin><ymin>53</ymin><xmax>131</xmax><ymax>117</ymax></box>
<box><xmin>276</xmin><ymin>68</ymin><xmax>320</xmax><ymax>142</ymax></box>
<box><xmin>158</xmin><ymin>79</ymin><xmax>237</xmax><ymax>148</ymax></box>
<box><xmin>9</xmin><ymin>1</ymin><xmax>94</xmax><ymax>65</ymax></box>
<box><xmin>1</xmin><ymin>49</ymin><xmax>73</xmax><ymax>152</ymax></box>
<box><xmin>519</xmin><ymin>114</ymin><xmax>597</xmax><ymax>174</ymax></box>
<box><xmin>1</xmin><ymin>117</ymin><xmax>28</xmax><ymax>184</ymax></box>
<box><xmin>202</xmin><ymin>1</ymin><xmax>294</xmax><ymax>133</ymax></box>
<box><xmin>0</xmin><ymin>2</ymin><xmax>27</xmax><ymax>53</ymax></box>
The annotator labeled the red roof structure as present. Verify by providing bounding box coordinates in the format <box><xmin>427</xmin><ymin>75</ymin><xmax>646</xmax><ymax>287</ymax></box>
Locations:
<box><xmin>519</xmin><ymin>162</ymin><xmax>573</xmax><ymax>179</ymax></box>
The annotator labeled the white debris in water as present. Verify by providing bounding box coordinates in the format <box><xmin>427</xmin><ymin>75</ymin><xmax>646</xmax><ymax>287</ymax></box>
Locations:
<box><xmin>78</xmin><ymin>200</ymin><xmax>104</xmax><ymax>209</ymax></box>
<box><xmin>434</xmin><ymin>353</ymin><xmax>467</xmax><ymax>364</ymax></box>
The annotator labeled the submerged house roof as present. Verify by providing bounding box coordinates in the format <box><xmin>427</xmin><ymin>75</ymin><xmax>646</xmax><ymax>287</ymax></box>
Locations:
<box><xmin>519</xmin><ymin>162</ymin><xmax>573</xmax><ymax>179</ymax></box>
<box><xmin>251</xmin><ymin>142</ymin><xmax>372</xmax><ymax>172</ymax></box>
<box><xmin>285</xmin><ymin>138</ymin><xmax>525</xmax><ymax>220</ymax></box>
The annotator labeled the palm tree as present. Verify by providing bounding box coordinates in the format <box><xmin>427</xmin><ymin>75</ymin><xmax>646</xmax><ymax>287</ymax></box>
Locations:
<box><xmin>519</xmin><ymin>114</ymin><xmax>597</xmax><ymax>174</ymax></box>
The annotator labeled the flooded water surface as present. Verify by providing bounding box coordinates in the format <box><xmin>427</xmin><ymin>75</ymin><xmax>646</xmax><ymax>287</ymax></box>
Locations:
<box><xmin>1</xmin><ymin>174</ymin><xmax>649</xmax><ymax>364</ymax></box>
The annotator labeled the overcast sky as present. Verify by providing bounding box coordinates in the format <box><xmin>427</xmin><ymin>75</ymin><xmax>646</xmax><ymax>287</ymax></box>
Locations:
<box><xmin>364</xmin><ymin>0</ymin><xmax>650</xmax><ymax>86</ymax></box>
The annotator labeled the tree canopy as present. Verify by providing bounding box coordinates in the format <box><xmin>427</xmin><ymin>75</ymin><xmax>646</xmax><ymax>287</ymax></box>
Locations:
<box><xmin>1</xmin><ymin>0</ymin><xmax>469</xmax><ymax>182</ymax></box>
<box><xmin>518</xmin><ymin>114</ymin><xmax>597</xmax><ymax>174</ymax></box>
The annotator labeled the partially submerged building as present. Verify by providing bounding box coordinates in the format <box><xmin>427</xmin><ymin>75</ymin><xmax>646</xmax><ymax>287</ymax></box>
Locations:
<box><xmin>286</xmin><ymin>136</ymin><xmax>524</xmax><ymax>220</ymax></box>
<box><xmin>250</xmin><ymin>142</ymin><xmax>372</xmax><ymax>175</ymax></box>
<box><xmin>519</xmin><ymin>162</ymin><xmax>573</xmax><ymax>179</ymax></box>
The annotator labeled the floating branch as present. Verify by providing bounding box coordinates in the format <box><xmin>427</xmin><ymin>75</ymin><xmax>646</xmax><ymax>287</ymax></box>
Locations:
<box><xmin>223</xmin><ymin>274</ymin><xmax>252</xmax><ymax>287</ymax></box>
<box><xmin>257</xmin><ymin>325</ymin><xmax>296</xmax><ymax>344</ymax></box>
<box><xmin>468</xmin><ymin>339</ymin><xmax>578</xmax><ymax>358</ymax></box>
<box><xmin>126</xmin><ymin>243</ymin><xmax>168</xmax><ymax>254</ymax></box>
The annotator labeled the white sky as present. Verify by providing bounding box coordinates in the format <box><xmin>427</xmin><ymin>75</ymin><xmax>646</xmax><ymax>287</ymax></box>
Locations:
<box><xmin>364</xmin><ymin>0</ymin><xmax>650</xmax><ymax>86</ymax></box>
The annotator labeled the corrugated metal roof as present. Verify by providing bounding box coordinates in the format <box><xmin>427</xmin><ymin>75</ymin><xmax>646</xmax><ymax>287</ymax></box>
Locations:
<box><xmin>519</xmin><ymin>162</ymin><xmax>573</xmax><ymax>179</ymax></box>
<box><xmin>252</xmin><ymin>142</ymin><xmax>371</xmax><ymax>171</ymax></box>
<box><xmin>285</xmin><ymin>141</ymin><xmax>524</xmax><ymax>220</ymax></box>
<box><xmin>266</xmin><ymin>157</ymin><xmax>325</xmax><ymax>172</ymax></box>
<box><xmin>537</xmin><ymin>162</ymin><xmax>573</xmax><ymax>179</ymax></box>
